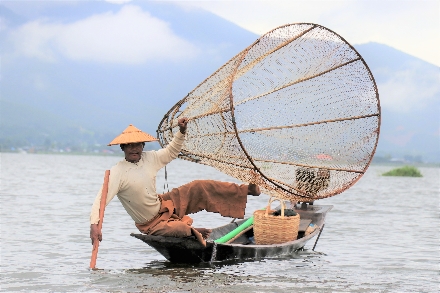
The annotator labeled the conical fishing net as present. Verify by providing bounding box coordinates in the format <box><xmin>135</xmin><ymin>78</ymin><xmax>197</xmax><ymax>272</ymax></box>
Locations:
<box><xmin>157</xmin><ymin>23</ymin><xmax>380</xmax><ymax>201</ymax></box>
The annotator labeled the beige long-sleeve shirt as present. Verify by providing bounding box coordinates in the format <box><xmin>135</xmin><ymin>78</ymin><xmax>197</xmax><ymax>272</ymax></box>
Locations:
<box><xmin>90</xmin><ymin>131</ymin><xmax>185</xmax><ymax>225</ymax></box>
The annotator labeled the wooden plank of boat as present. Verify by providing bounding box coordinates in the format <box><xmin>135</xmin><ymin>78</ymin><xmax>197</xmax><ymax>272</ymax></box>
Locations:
<box><xmin>131</xmin><ymin>204</ymin><xmax>332</xmax><ymax>263</ymax></box>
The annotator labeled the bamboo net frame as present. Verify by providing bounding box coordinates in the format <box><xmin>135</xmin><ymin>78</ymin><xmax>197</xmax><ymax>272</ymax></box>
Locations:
<box><xmin>157</xmin><ymin>23</ymin><xmax>380</xmax><ymax>201</ymax></box>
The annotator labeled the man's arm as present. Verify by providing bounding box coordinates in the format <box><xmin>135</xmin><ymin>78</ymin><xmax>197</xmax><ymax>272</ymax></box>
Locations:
<box><xmin>89</xmin><ymin>168</ymin><xmax>120</xmax><ymax>245</ymax></box>
<box><xmin>154</xmin><ymin>117</ymin><xmax>188</xmax><ymax>167</ymax></box>
<box><xmin>90</xmin><ymin>223</ymin><xmax>101</xmax><ymax>245</ymax></box>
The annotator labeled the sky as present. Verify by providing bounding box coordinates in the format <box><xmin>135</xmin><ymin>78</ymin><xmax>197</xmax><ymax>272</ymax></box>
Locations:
<box><xmin>0</xmin><ymin>0</ymin><xmax>438</xmax><ymax>117</ymax></box>
<box><xmin>0</xmin><ymin>0</ymin><xmax>438</xmax><ymax>160</ymax></box>
<box><xmin>3</xmin><ymin>0</ymin><xmax>438</xmax><ymax>113</ymax></box>
<box><xmin>1</xmin><ymin>0</ymin><xmax>438</xmax><ymax>111</ymax></box>
<box><xmin>2</xmin><ymin>4</ymin><xmax>199</xmax><ymax>64</ymax></box>
<box><xmin>176</xmin><ymin>0</ymin><xmax>439</xmax><ymax>66</ymax></box>
<box><xmin>1</xmin><ymin>0</ymin><xmax>438</xmax><ymax>66</ymax></box>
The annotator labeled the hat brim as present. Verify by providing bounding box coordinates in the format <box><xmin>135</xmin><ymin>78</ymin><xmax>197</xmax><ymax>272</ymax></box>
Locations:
<box><xmin>108</xmin><ymin>125</ymin><xmax>158</xmax><ymax>146</ymax></box>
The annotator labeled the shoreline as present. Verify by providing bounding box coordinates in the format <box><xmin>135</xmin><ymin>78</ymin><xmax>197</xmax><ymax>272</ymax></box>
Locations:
<box><xmin>1</xmin><ymin>151</ymin><xmax>439</xmax><ymax>167</ymax></box>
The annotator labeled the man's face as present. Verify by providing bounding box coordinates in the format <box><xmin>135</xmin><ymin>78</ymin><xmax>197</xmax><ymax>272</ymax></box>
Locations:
<box><xmin>123</xmin><ymin>143</ymin><xmax>144</xmax><ymax>163</ymax></box>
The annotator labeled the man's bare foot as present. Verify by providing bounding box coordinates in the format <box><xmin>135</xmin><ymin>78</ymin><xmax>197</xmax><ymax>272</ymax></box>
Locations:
<box><xmin>195</xmin><ymin>228</ymin><xmax>212</xmax><ymax>239</ymax></box>
<box><xmin>248</xmin><ymin>183</ymin><xmax>261</xmax><ymax>196</ymax></box>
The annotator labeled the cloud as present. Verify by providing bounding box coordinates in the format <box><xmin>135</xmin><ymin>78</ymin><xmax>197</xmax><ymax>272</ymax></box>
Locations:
<box><xmin>175</xmin><ymin>0</ymin><xmax>342</xmax><ymax>32</ymax></box>
<box><xmin>6</xmin><ymin>5</ymin><xmax>198</xmax><ymax>64</ymax></box>
<box><xmin>383</xmin><ymin>131</ymin><xmax>416</xmax><ymax>147</ymax></box>
<box><xmin>105</xmin><ymin>0</ymin><xmax>132</xmax><ymax>4</ymax></box>
<box><xmin>377</xmin><ymin>65</ymin><xmax>439</xmax><ymax>113</ymax></box>
<box><xmin>177</xmin><ymin>0</ymin><xmax>439</xmax><ymax>66</ymax></box>
<box><xmin>320</xmin><ymin>1</ymin><xmax>439</xmax><ymax>66</ymax></box>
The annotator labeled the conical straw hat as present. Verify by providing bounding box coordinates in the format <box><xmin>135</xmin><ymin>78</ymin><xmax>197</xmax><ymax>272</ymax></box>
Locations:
<box><xmin>108</xmin><ymin>124</ymin><xmax>158</xmax><ymax>146</ymax></box>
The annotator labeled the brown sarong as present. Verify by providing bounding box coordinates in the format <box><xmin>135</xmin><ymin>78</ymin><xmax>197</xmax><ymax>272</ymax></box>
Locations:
<box><xmin>135</xmin><ymin>180</ymin><xmax>249</xmax><ymax>246</ymax></box>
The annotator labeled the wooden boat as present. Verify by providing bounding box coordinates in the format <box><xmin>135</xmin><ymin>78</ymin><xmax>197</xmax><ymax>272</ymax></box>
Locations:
<box><xmin>130</xmin><ymin>203</ymin><xmax>332</xmax><ymax>263</ymax></box>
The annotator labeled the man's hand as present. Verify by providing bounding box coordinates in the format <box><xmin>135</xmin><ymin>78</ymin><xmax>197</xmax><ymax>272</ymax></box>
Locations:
<box><xmin>90</xmin><ymin>224</ymin><xmax>102</xmax><ymax>245</ymax></box>
<box><xmin>178</xmin><ymin>117</ymin><xmax>189</xmax><ymax>134</ymax></box>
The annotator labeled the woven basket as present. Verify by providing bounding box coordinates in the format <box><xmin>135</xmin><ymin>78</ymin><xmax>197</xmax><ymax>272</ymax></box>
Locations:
<box><xmin>253</xmin><ymin>197</ymin><xmax>300</xmax><ymax>245</ymax></box>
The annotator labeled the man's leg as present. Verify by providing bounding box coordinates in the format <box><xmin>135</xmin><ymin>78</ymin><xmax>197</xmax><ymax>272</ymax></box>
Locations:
<box><xmin>148</xmin><ymin>217</ymin><xmax>207</xmax><ymax>246</ymax></box>
<box><xmin>162</xmin><ymin>180</ymin><xmax>259</xmax><ymax>219</ymax></box>
<box><xmin>148</xmin><ymin>219</ymin><xmax>192</xmax><ymax>238</ymax></box>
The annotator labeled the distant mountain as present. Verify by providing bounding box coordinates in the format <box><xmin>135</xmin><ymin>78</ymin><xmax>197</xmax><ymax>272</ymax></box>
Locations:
<box><xmin>355</xmin><ymin>43</ymin><xmax>439</xmax><ymax>162</ymax></box>
<box><xmin>0</xmin><ymin>2</ymin><xmax>438</xmax><ymax>162</ymax></box>
<box><xmin>0</xmin><ymin>1</ymin><xmax>258</xmax><ymax>148</ymax></box>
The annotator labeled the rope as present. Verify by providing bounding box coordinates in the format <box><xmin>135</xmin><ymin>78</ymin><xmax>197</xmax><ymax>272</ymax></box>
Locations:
<box><xmin>163</xmin><ymin>166</ymin><xmax>169</xmax><ymax>193</ymax></box>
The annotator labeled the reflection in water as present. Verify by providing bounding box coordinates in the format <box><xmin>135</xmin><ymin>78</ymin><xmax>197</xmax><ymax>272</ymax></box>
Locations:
<box><xmin>210</xmin><ymin>242</ymin><xmax>218</xmax><ymax>263</ymax></box>
<box><xmin>96</xmin><ymin>250</ymin><xmax>327</xmax><ymax>292</ymax></box>
<box><xmin>128</xmin><ymin>261</ymin><xmax>208</xmax><ymax>282</ymax></box>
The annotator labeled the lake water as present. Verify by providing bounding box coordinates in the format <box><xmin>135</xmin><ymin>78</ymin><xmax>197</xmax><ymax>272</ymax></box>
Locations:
<box><xmin>1</xmin><ymin>153</ymin><xmax>438</xmax><ymax>293</ymax></box>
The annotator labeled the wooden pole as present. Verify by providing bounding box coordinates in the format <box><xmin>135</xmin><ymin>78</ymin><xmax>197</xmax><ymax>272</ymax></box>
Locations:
<box><xmin>312</xmin><ymin>224</ymin><xmax>325</xmax><ymax>251</ymax></box>
<box><xmin>90</xmin><ymin>170</ymin><xmax>110</xmax><ymax>269</ymax></box>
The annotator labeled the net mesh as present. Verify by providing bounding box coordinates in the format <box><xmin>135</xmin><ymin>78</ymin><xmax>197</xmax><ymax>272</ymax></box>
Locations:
<box><xmin>157</xmin><ymin>23</ymin><xmax>380</xmax><ymax>201</ymax></box>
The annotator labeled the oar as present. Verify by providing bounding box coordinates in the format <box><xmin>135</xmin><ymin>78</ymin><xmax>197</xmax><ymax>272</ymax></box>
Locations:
<box><xmin>90</xmin><ymin>170</ymin><xmax>110</xmax><ymax>269</ymax></box>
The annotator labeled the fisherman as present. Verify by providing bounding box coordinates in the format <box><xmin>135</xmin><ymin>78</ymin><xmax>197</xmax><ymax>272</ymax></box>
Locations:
<box><xmin>89</xmin><ymin>117</ymin><xmax>260</xmax><ymax>246</ymax></box>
